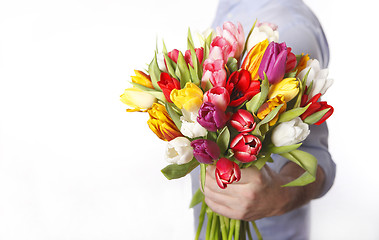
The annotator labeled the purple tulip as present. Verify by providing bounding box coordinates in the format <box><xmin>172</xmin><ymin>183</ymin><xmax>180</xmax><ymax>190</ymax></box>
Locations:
<box><xmin>258</xmin><ymin>41</ymin><xmax>288</xmax><ymax>84</ymax></box>
<box><xmin>197</xmin><ymin>102</ymin><xmax>227</xmax><ymax>132</ymax></box>
<box><xmin>191</xmin><ymin>139</ymin><xmax>220</xmax><ymax>164</ymax></box>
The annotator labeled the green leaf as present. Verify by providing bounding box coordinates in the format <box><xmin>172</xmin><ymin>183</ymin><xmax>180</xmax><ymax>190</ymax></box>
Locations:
<box><xmin>216</xmin><ymin>126</ymin><xmax>230</xmax><ymax>155</ymax></box>
<box><xmin>280</xmin><ymin>150</ymin><xmax>317</xmax><ymax>187</ymax></box>
<box><xmin>252</xmin><ymin>154</ymin><xmax>272</xmax><ymax>170</ymax></box>
<box><xmin>161</xmin><ymin>158</ymin><xmax>199</xmax><ymax>180</ymax></box>
<box><xmin>241</xmin><ymin>19</ymin><xmax>257</xmax><ymax>57</ymax></box>
<box><xmin>200</xmin><ymin>163</ymin><xmax>206</xmax><ymax>191</ymax></box>
<box><xmin>189</xmin><ymin>188</ymin><xmax>204</xmax><ymax>208</ymax></box>
<box><xmin>176</xmin><ymin>51</ymin><xmax>191</xmax><ymax>88</ymax></box>
<box><xmin>187</xmin><ymin>27</ymin><xmax>195</xmax><ymax>50</ymax></box>
<box><xmin>226</xmin><ymin>58</ymin><xmax>238</xmax><ymax>73</ymax></box>
<box><xmin>130</xmin><ymin>82</ymin><xmax>166</xmax><ymax>102</ymax></box>
<box><xmin>246</xmin><ymin>92</ymin><xmax>262</xmax><ymax>113</ymax></box>
<box><xmin>278</xmin><ymin>104</ymin><xmax>310</xmax><ymax>123</ymax></box>
<box><xmin>267</xmin><ymin>143</ymin><xmax>302</xmax><ymax>154</ymax></box>
<box><xmin>165</xmin><ymin>102</ymin><xmax>182</xmax><ymax>130</ymax></box>
<box><xmin>252</xmin><ymin>103</ymin><xmax>284</xmax><ymax>136</ymax></box>
<box><xmin>303</xmin><ymin>108</ymin><xmax>331</xmax><ymax>125</ymax></box>
<box><xmin>148</xmin><ymin>52</ymin><xmax>162</xmax><ymax>90</ymax></box>
<box><xmin>203</xmin><ymin>32</ymin><xmax>213</xmax><ymax>60</ymax></box>
<box><xmin>255</xmin><ymin>74</ymin><xmax>269</xmax><ymax>113</ymax></box>
<box><xmin>163</xmin><ymin>53</ymin><xmax>178</xmax><ymax>79</ymax></box>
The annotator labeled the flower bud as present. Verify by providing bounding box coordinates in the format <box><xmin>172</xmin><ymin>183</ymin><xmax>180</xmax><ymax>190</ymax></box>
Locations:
<box><xmin>230</xmin><ymin>133</ymin><xmax>262</xmax><ymax>163</ymax></box>
<box><xmin>203</xmin><ymin>86</ymin><xmax>230</xmax><ymax>112</ymax></box>
<box><xmin>165</xmin><ymin>137</ymin><xmax>193</xmax><ymax>165</ymax></box>
<box><xmin>268</xmin><ymin>78</ymin><xmax>299</xmax><ymax>102</ymax></box>
<box><xmin>120</xmin><ymin>87</ymin><xmax>157</xmax><ymax>112</ymax></box>
<box><xmin>197</xmin><ymin>102</ymin><xmax>227</xmax><ymax>132</ymax></box>
<box><xmin>191</xmin><ymin>139</ymin><xmax>220</xmax><ymax>164</ymax></box>
<box><xmin>271</xmin><ymin>117</ymin><xmax>310</xmax><ymax>147</ymax></box>
<box><xmin>230</xmin><ymin>109</ymin><xmax>256</xmax><ymax>133</ymax></box>
<box><xmin>215</xmin><ymin>158</ymin><xmax>241</xmax><ymax>189</ymax></box>
<box><xmin>258</xmin><ymin>41</ymin><xmax>288</xmax><ymax>84</ymax></box>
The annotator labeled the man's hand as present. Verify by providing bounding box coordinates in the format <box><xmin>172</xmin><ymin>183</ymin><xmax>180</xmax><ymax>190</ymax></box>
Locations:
<box><xmin>202</xmin><ymin>162</ymin><xmax>325</xmax><ymax>221</ymax></box>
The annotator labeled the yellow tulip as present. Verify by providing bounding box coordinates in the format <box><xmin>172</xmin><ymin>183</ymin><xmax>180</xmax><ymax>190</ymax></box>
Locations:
<box><xmin>147</xmin><ymin>103</ymin><xmax>183</xmax><ymax>141</ymax></box>
<box><xmin>257</xmin><ymin>94</ymin><xmax>287</xmax><ymax>126</ymax></box>
<box><xmin>170</xmin><ymin>82</ymin><xmax>203</xmax><ymax>112</ymax></box>
<box><xmin>241</xmin><ymin>39</ymin><xmax>269</xmax><ymax>81</ymax></box>
<box><xmin>268</xmin><ymin>78</ymin><xmax>299</xmax><ymax>102</ymax></box>
<box><xmin>131</xmin><ymin>70</ymin><xmax>154</xmax><ymax>89</ymax></box>
<box><xmin>120</xmin><ymin>87</ymin><xmax>157</xmax><ymax>112</ymax></box>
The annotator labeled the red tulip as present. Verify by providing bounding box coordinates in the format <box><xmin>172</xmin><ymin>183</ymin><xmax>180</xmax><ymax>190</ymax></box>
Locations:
<box><xmin>230</xmin><ymin>133</ymin><xmax>262</xmax><ymax>163</ymax></box>
<box><xmin>285</xmin><ymin>48</ymin><xmax>297</xmax><ymax>73</ymax></box>
<box><xmin>157</xmin><ymin>72</ymin><xmax>181</xmax><ymax>102</ymax></box>
<box><xmin>184</xmin><ymin>47</ymin><xmax>204</xmax><ymax>68</ymax></box>
<box><xmin>167</xmin><ymin>49</ymin><xmax>180</xmax><ymax>63</ymax></box>
<box><xmin>301</xmin><ymin>93</ymin><xmax>334</xmax><ymax>125</ymax></box>
<box><xmin>215</xmin><ymin>158</ymin><xmax>241</xmax><ymax>189</ymax></box>
<box><xmin>230</xmin><ymin>109</ymin><xmax>256</xmax><ymax>133</ymax></box>
<box><xmin>225</xmin><ymin>69</ymin><xmax>261</xmax><ymax>107</ymax></box>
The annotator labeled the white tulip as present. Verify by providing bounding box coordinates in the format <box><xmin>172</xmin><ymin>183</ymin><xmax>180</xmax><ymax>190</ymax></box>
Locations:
<box><xmin>297</xmin><ymin>59</ymin><xmax>334</xmax><ymax>98</ymax></box>
<box><xmin>246</xmin><ymin>22</ymin><xmax>279</xmax><ymax>52</ymax></box>
<box><xmin>180</xmin><ymin>109</ymin><xmax>207</xmax><ymax>138</ymax></box>
<box><xmin>120</xmin><ymin>87</ymin><xmax>157</xmax><ymax>110</ymax></box>
<box><xmin>271</xmin><ymin>117</ymin><xmax>310</xmax><ymax>147</ymax></box>
<box><xmin>157</xmin><ymin>52</ymin><xmax>168</xmax><ymax>73</ymax></box>
<box><xmin>165</xmin><ymin>137</ymin><xmax>194</xmax><ymax>165</ymax></box>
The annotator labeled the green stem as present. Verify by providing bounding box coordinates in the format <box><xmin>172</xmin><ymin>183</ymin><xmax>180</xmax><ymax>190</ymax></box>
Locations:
<box><xmin>205</xmin><ymin>210</ymin><xmax>213</xmax><ymax>240</ymax></box>
<box><xmin>240</xmin><ymin>221</ymin><xmax>246</xmax><ymax>240</ymax></box>
<box><xmin>251</xmin><ymin>221</ymin><xmax>262</xmax><ymax>240</ymax></box>
<box><xmin>210</xmin><ymin>212</ymin><xmax>218</xmax><ymax>240</ymax></box>
<box><xmin>235</xmin><ymin>220</ymin><xmax>241</xmax><ymax>240</ymax></box>
<box><xmin>228</xmin><ymin>219</ymin><xmax>236</xmax><ymax>240</ymax></box>
<box><xmin>246</xmin><ymin>221</ymin><xmax>253</xmax><ymax>240</ymax></box>
<box><xmin>219</xmin><ymin>215</ymin><xmax>228</xmax><ymax>240</ymax></box>
<box><xmin>195</xmin><ymin>201</ymin><xmax>207</xmax><ymax>240</ymax></box>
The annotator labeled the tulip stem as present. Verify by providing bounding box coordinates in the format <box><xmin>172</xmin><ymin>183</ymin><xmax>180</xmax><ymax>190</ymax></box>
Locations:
<box><xmin>246</xmin><ymin>221</ymin><xmax>253</xmax><ymax>240</ymax></box>
<box><xmin>205</xmin><ymin>209</ymin><xmax>213</xmax><ymax>240</ymax></box>
<box><xmin>228</xmin><ymin>219</ymin><xmax>236</xmax><ymax>240</ymax></box>
<box><xmin>251</xmin><ymin>221</ymin><xmax>262</xmax><ymax>240</ymax></box>
<box><xmin>235</xmin><ymin>220</ymin><xmax>241</xmax><ymax>240</ymax></box>
<box><xmin>219</xmin><ymin>215</ymin><xmax>228</xmax><ymax>240</ymax></box>
<box><xmin>195</xmin><ymin>201</ymin><xmax>207</xmax><ymax>240</ymax></box>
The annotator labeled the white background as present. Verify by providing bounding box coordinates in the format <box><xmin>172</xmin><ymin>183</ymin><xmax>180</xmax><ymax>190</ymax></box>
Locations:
<box><xmin>0</xmin><ymin>0</ymin><xmax>378</xmax><ymax>239</ymax></box>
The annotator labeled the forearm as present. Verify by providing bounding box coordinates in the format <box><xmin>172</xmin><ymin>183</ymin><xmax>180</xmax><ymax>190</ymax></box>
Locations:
<box><xmin>279</xmin><ymin>162</ymin><xmax>326</xmax><ymax>214</ymax></box>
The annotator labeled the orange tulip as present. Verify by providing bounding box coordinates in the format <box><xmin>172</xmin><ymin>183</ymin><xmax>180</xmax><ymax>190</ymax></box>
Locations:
<box><xmin>295</xmin><ymin>54</ymin><xmax>310</xmax><ymax>77</ymax></box>
<box><xmin>241</xmin><ymin>39</ymin><xmax>269</xmax><ymax>81</ymax></box>
<box><xmin>257</xmin><ymin>94</ymin><xmax>287</xmax><ymax>126</ymax></box>
<box><xmin>147</xmin><ymin>103</ymin><xmax>183</xmax><ymax>141</ymax></box>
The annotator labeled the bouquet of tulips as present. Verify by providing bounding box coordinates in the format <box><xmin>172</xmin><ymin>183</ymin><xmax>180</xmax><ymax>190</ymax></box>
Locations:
<box><xmin>121</xmin><ymin>20</ymin><xmax>334</xmax><ymax>240</ymax></box>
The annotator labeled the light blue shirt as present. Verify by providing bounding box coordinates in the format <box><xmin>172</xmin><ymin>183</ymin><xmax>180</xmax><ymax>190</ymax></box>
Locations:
<box><xmin>191</xmin><ymin>0</ymin><xmax>336</xmax><ymax>239</ymax></box>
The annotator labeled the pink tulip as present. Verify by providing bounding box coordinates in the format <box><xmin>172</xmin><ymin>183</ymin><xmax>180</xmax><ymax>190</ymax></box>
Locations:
<box><xmin>216</xmin><ymin>21</ymin><xmax>245</xmax><ymax>59</ymax></box>
<box><xmin>215</xmin><ymin>158</ymin><xmax>241</xmax><ymax>189</ymax></box>
<box><xmin>203</xmin><ymin>87</ymin><xmax>230</xmax><ymax>112</ymax></box>
<box><xmin>230</xmin><ymin>109</ymin><xmax>256</xmax><ymax>133</ymax></box>
<box><xmin>230</xmin><ymin>133</ymin><xmax>262</xmax><ymax>163</ymax></box>
<box><xmin>167</xmin><ymin>49</ymin><xmax>180</xmax><ymax>63</ymax></box>
<box><xmin>210</xmin><ymin>36</ymin><xmax>235</xmax><ymax>63</ymax></box>
<box><xmin>201</xmin><ymin>58</ymin><xmax>227</xmax><ymax>88</ymax></box>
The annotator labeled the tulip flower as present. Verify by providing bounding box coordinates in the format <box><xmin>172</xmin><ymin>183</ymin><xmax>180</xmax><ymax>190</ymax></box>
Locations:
<box><xmin>203</xmin><ymin>86</ymin><xmax>230</xmax><ymax>112</ymax></box>
<box><xmin>167</xmin><ymin>49</ymin><xmax>180</xmax><ymax>64</ymax></box>
<box><xmin>225</xmin><ymin>69</ymin><xmax>261</xmax><ymax>107</ymax></box>
<box><xmin>300</xmin><ymin>93</ymin><xmax>334</xmax><ymax>125</ymax></box>
<box><xmin>295</xmin><ymin>54</ymin><xmax>310</xmax><ymax>76</ymax></box>
<box><xmin>297</xmin><ymin>59</ymin><xmax>333</xmax><ymax>99</ymax></box>
<box><xmin>258</xmin><ymin>41</ymin><xmax>288</xmax><ymax>84</ymax></box>
<box><xmin>147</xmin><ymin>103</ymin><xmax>183</xmax><ymax>141</ymax></box>
<box><xmin>271</xmin><ymin>117</ymin><xmax>310</xmax><ymax>147</ymax></box>
<box><xmin>201</xmin><ymin>58</ymin><xmax>227</xmax><ymax>89</ymax></box>
<box><xmin>285</xmin><ymin>48</ymin><xmax>297</xmax><ymax>73</ymax></box>
<box><xmin>131</xmin><ymin>70</ymin><xmax>154</xmax><ymax>89</ymax></box>
<box><xmin>209</xmin><ymin>36</ymin><xmax>234</xmax><ymax>63</ymax></box>
<box><xmin>215</xmin><ymin>158</ymin><xmax>241</xmax><ymax>189</ymax></box>
<box><xmin>157</xmin><ymin>72</ymin><xmax>180</xmax><ymax>103</ymax></box>
<box><xmin>216</xmin><ymin>21</ymin><xmax>245</xmax><ymax>59</ymax></box>
<box><xmin>165</xmin><ymin>137</ymin><xmax>194</xmax><ymax>165</ymax></box>
<box><xmin>230</xmin><ymin>133</ymin><xmax>262</xmax><ymax>163</ymax></box>
<box><xmin>191</xmin><ymin>139</ymin><xmax>220</xmax><ymax>164</ymax></box>
<box><xmin>180</xmin><ymin>111</ymin><xmax>207</xmax><ymax>138</ymax></box>
<box><xmin>197</xmin><ymin>102</ymin><xmax>227</xmax><ymax>132</ymax></box>
<box><xmin>246</xmin><ymin>22</ymin><xmax>279</xmax><ymax>53</ymax></box>
<box><xmin>241</xmin><ymin>39</ymin><xmax>269</xmax><ymax>81</ymax></box>
<box><xmin>184</xmin><ymin>47</ymin><xmax>204</xmax><ymax>67</ymax></box>
<box><xmin>257</xmin><ymin>95</ymin><xmax>287</xmax><ymax>126</ymax></box>
<box><xmin>230</xmin><ymin>109</ymin><xmax>256</xmax><ymax>133</ymax></box>
<box><xmin>120</xmin><ymin>87</ymin><xmax>157</xmax><ymax>112</ymax></box>
<box><xmin>170</xmin><ymin>82</ymin><xmax>203</xmax><ymax>113</ymax></box>
<box><xmin>268</xmin><ymin>78</ymin><xmax>299</xmax><ymax>102</ymax></box>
